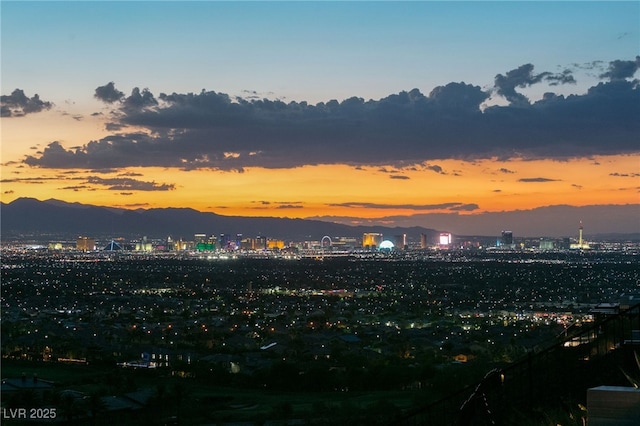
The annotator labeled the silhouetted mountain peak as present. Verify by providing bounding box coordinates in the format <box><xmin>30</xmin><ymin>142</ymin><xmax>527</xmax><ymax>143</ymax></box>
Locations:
<box><xmin>1</xmin><ymin>198</ymin><xmax>438</xmax><ymax>241</ymax></box>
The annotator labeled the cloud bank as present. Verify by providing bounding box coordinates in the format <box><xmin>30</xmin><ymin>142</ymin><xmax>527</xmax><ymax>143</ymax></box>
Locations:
<box><xmin>1</xmin><ymin>89</ymin><xmax>53</xmax><ymax>117</ymax></box>
<box><xmin>327</xmin><ymin>202</ymin><xmax>479</xmax><ymax>212</ymax></box>
<box><xmin>1</xmin><ymin>174</ymin><xmax>175</xmax><ymax>192</ymax></box>
<box><xmin>22</xmin><ymin>58</ymin><xmax>640</xmax><ymax>170</ymax></box>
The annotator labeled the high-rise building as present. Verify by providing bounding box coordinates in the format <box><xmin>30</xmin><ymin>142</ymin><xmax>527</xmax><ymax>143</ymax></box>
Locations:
<box><xmin>498</xmin><ymin>231</ymin><xmax>515</xmax><ymax>249</ymax></box>
<box><xmin>570</xmin><ymin>221</ymin><xmax>590</xmax><ymax>250</ymax></box>
<box><xmin>501</xmin><ymin>231</ymin><xmax>513</xmax><ymax>246</ymax></box>
<box><xmin>362</xmin><ymin>233</ymin><xmax>383</xmax><ymax>249</ymax></box>
<box><xmin>267</xmin><ymin>239</ymin><xmax>285</xmax><ymax>250</ymax></box>
<box><xmin>194</xmin><ymin>233</ymin><xmax>215</xmax><ymax>251</ymax></box>
<box><xmin>76</xmin><ymin>236</ymin><xmax>95</xmax><ymax>251</ymax></box>
<box><xmin>420</xmin><ymin>233</ymin><xmax>428</xmax><ymax>249</ymax></box>
<box><xmin>439</xmin><ymin>233</ymin><xmax>452</xmax><ymax>247</ymax></box>
<box><xmin>539</xmin><ymin>240</ymin><xmax>554</xmax><ymax>250</ymax></box>
<box><xmin>136</xmin><ymin>236</ymin><xmax>153</xmax><ymax>252</ymax></box>
<box><xmin>174</xmin><ymin>239</ymin><xmax>189</xmax><ymax>251</ymax></box>
<box><xmin>219</xmin><ymin>234</ymin><xmax>232</xmax><ymax>250</ymax></box>
<box><xmin>255</xmin><ymin>236</ymin><xmax>267</xmax><ymax>250</ymax></box>
<box><xmin>331</xmin><ymin>236</ymin><xmax>358</xmax><ymax>250</ymax></box>
<box><xmin>242</xmin><ymin>236</ymin><xmax>268</xmax><ymax>250</ymax></box>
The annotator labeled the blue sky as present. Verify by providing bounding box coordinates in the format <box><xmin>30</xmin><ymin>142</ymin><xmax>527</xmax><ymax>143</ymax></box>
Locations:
<box><xmin>3</xmin><ymin>1</ymin><xmax>638</xmax><ymax>104</ymax></box>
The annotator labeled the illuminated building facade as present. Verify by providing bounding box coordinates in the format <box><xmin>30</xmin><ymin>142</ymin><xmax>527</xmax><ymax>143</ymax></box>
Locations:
<box><xmin>379</xmin><ymin>240</ymin><xmax>394</xmax><ymax>251</ymax></box>
<box><xmin>219</xmin><ymin>234</ymin><xmax>232</xmax><ymax>250</ymax></box>
<box><xmin>539</xmin><ymin>240</ymin><xmax>554</xmax><ymax>250</ymax></box>
<box><xmin>76</xmin><ymin>236</ymin><xmax>95</xmax><ymax>251</ymax></box>
<box><xmin>240</xmin><ymin>236</ymin><xmax>267</xmax><ymax>250</ymax></box>
<box><xmin>439</xmin><ymin>233</ymin><xmax>452</xmax><ymax>247</ymax></box>
<box><xmin>174</xmin><ymin>239</ymin><xmax>189</xmax><ymax>251</ymax></box>
<box><xmin>135</xmin><ymin>236</ymin><xmax>153</xmax><ymax>252</ymax></box>
<box><xmin>331</xmin><ymin>237</ymin><xmax>358</xmax><ymax>250</ymax></box>
<box><xmin>362</xmin><ymin>233</ymin><xmax>383</xmax><ymax>249</ymax></box>
<box><xmin>570</xmin><ymin>221</ymin><xmax>591</xmax><ymax>249</ymax></box>
<box><xmin>194</xmin><ymin>233</ymin><xmax>216</xmax><ymax>251</ymax></box>
<box><xmin>420</xmin><ymin>233</ymin><xmax>428</xmax><ymax>249</ymax></box>
<box><xmin>267</xmin><ymin>239</ymin><xmax>285</xmax><ymax>250</ymax></box>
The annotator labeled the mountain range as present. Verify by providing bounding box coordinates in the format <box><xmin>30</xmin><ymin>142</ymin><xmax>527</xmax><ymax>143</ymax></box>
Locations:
<box><xmin>1</xmin><ymin>198</ymin><xmax>638</xmax><ymax>242</ymax></box>
<box><xmin>0</xmin><ymin>198</ymin><xmax>438</xmax><ymax>242</ymax></box>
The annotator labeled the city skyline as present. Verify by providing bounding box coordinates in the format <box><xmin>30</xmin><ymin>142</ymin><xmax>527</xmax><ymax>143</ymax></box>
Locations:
<box><xmin>1</xmin><ymin>1</ymin><xmax>639</xmax><ymax>236</ymax></box>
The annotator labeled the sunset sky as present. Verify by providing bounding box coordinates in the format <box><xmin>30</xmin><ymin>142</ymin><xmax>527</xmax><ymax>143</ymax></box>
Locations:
<box><xmin>1</xmin><ymin>1</ymin><xmax>639</xmax><ymax>236</ymax></box>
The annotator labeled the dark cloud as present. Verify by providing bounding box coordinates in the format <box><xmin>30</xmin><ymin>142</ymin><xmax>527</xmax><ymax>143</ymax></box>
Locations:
<box><xmin>4</xmin><ymin>190</ymin><xmax>15</xmax><ymax>194</ymax></box>
<box><xmin>327</xmin><ymin>202</ymin><xmax>476</xmax><ymax>211</ymax></box>
<box><xmin>572</xmin><ymin>60</ymin><xmax>606</xmax><ymax>72</ymax></box>
<box><xmin>90</xmin><ymin>168</ymin><xmax>120</xmax><ymax>174</ymax></box>
<box><xmin>94</xmin><ymin>82</ymin><xmax>124</xmax><ymax>103</ymax></box>
<box><xmin>105</xmin><ymin>122</ymin><xmax>125</xmax><ymax>131</ymax></box>
<box><xmin>0</xmin><ymin>176</ymin><xmax>58</xmax><ymax>183</ymax></box>
<box><xmin>240</xmin><ymin>89</ymin><xmax>276</xmax><ymax>100</ymax></box>
<box><xmin>123</xmin><ymin>87</ymin><xmax>158</xmax><ymax>109</ymax></box>
<box><xmin>545</xmin><ymin>69</ymin><xmax>576</xmax><ymax>86</ymax></box>
<box><xmin>425</xmin><ymin>164</ymin><xmax>445</xmax><ymax>174</ymax></box>
<box><xmin>85</xmin><ymin>176</ymin><xmax>175</xmax><ymax>191</ymax></box>
<box><xmin>270</xmin><ymin>201</ymin><xmax>304</xmax><ymax>209</ymax></box>
<box><xmin>518</xmin><ymin>177</ymin><xmax>561</xmax><ymax>183</ymax></box>
<box><xmin>610</xmin><ymin>172</ymin><xmax>640</xmax><ymax>177</ymax></box>
<box><xmin>390</xmin><ymin>175</ymin><xmax>410</xmax><ymax>180</ymax></box>
<box><xmin>1</xmin><ymin>89</ymin><xmax>53</xmax><ymax>117</ymax></box>
<box><xmin>493</xmin><ymin>64</ymin><xmax>575</xmax><ymax>107</ymax></box>
<box><xmin>0</xmin><ymin>173</ymin><xmax>174</xmax><ymax>192</ymax></box>
<box><xmin>60</xmin><ymin>185</ymin><xmax>90</xmax><ymax>191</ymax></box>
<box><xmin>24</xmin><ymin>141</ymin><xmax>86</xmax><ymax>168</ymax></box>
<box><xmin>23</xmin><ymin>58</ymin><xmax>640</xmax><ymax>170</ymax></box>
<box><xmin>449</xmin><ymin>203</ymin><xmax>479</xmax><ymax>212</ymax></box>
<box><xmin>276</xmin><ymin>204</ymin><xmax>304</xmax><ymax>209</ymax></box>
<box><xmin>498</xmin><ymin>168</ymin><xmax>516</xmax><ymax>174</ymax></box>
<box><xmin>428</xmin><ymin>82</ymin><xmax>489</xmax><ymax>111</ymax></box>
<box><xmin>600</xmin><ymin>56</ymin><xmax>640</xmax><ymax>81</ymax></box>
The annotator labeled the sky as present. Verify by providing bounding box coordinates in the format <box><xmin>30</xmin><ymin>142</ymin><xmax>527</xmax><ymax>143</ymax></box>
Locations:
<box><xmin>1</xmin><ymin>1</ymin><xmax>639</xmax><ymax>237</ymax></box>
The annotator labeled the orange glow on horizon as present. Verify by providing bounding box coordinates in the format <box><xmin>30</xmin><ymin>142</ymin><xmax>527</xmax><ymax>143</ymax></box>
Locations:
<box><xmin>2</xmin><ymin>155</ymin><xmax>638</xmax><ymax>220</ymax></box>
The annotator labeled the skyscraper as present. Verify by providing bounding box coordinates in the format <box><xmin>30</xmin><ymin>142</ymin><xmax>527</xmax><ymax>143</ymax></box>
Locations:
<box><xmin>439</xmin><ymin>233</ymin><xmax>452</xmax><ymax>248</ymax></box>
<box><xmin>570</xmin><ymin>221</ymin><xmax>591</xmax><ymax>250</ymax></box>
<box><xmin>420</xmin><ymin>233</ymin><xmax>428</xmax><ymax>249</ymax></box>
<box><xmin>501</xmin><ymin>231</ymin><xmax>513</xmax><ymax>246</ymax></box>
<box><xmin>76</xmin><ymin>236</ymin><xmax>95</xmax><ymax>251</ymax></box>
<box><xmin>362</xmin><ymin>233</ymin><xmax>383</xmax><ymax>249</ymax></box>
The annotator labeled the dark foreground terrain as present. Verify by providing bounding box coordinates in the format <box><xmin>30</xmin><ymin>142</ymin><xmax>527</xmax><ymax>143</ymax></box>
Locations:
<box><xmin>2</xmin><ymin>250</ymin><xmax>638</xmax><ymax>424</ymax></box>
